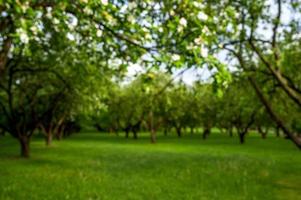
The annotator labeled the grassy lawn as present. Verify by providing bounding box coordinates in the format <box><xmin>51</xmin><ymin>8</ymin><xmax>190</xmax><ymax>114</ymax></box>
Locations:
<box><xmin>0</xmin><ymin>131</ymin><xmax>301</xmax><ymax>200</ymax></box>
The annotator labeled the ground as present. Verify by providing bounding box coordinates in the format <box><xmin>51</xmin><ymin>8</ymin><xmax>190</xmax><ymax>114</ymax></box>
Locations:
<box><xmin>0</xmin><ymin>131</ymin><xmax>301</xmax><ymax>200</ymax></box>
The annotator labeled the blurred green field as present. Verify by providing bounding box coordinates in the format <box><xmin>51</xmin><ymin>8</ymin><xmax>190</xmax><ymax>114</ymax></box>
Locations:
<box><xmin>0</xmin><ymin>131</ymin><xmax>301</xmax><ymax>200</ymax></box>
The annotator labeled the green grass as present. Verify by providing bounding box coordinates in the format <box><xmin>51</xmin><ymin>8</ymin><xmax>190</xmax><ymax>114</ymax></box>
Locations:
<box><xmin>0</xmin><ymin>131</ymin><xmax>301</xmax><ymax>200</ymax></box>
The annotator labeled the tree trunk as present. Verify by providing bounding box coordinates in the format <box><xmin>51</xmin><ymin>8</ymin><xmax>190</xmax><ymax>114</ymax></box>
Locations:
<box><xmin>275</xmin><ymin>126</ymin><xmax>280</xmax><ymax>137</ymax></box>
<box><xmin>151</xmin><ymin>129</ymin><xmax>156</xmax><ymax>143</ymax></box>
<box><xmin>39</xmin><ymin>124</ymin><xmax>53</xmax><ymax>146</ymax></box>
<box><xmin>228</xmin><ymin>127</ymin><xmax>233</xmax><ymax>137</ymax></box>
<box><xmin>176</xmin><ymin>126</ymin><xmax>182</xmax><ymax>138</ymax></box>
<box><xmin>19</xmin><ymin>136</ymin><xmax>30</xmax><ymax>158</ymax></box>
<box><xmin>249</xmin><ymin>40</ymin><xmax>301</xmax><ymax>107</ymax></box>
<box><xmin>239</xmin><ymin>133</ymin><xmax>245</xmax><ymax>144</ymax></box>
<box><xmin>46</xmin><ymin>132</ymin><xmax>52</xmax><ymax>146</ymax></box>
<box><xmin>164</xmin><ymin>128</ymin><xmax>168</xmax><ymax>136</ymax></box>
<box><xmin>56</xmin><ymin>125</ymin><xmax>65</xmax><ymax>140</ymax></box>
<box><xmin>149</xmin><ymin>111</ymin><xmax>156</xmax><ymax>143</ymax></box>
<box><xmin>125</xmin><ymin>130</ymin><xmax>129</xmax><ymax>138</ymax></box>
<box><xmin>190</xmin><ymin>127</ymin><xmax>194</xmax><ymax>135</ymax></box>
<box><xmin>202</xmin><ymin>127</ymin><xmax>211</xmax><ymax>140</ymax></box>
<box><xmin>133</xmin><ymin>130</ymin><xmax>138</xmax><ymax>139</ymax></box>
<box><xmin>257</xmin><ymin>126</ymin><xmax>267</xmax><ymax>139</ymax></box>
<box><xmin>0</xmin><ymin>37</ymin><xmax>12</xmax><ymax>76</ymax></box>
<box><xmin>249</xmin><ymin>77</ymin><xmax>301</xmax><ymax>149</ymax></box>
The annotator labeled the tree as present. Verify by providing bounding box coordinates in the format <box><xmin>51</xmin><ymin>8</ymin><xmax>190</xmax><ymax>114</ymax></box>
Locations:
<box><xmin>0</xmin><ymin>1</ymin><xmax>151</xmax><ymax>157</ymax></box>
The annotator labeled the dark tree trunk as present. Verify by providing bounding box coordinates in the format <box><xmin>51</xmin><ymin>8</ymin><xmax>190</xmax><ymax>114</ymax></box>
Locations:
<box><xmin>257</xmin><ymin>126</ymin><xmax>267</xmax><ymax>139</ymax></box>
<box><xmin>19</xmin><ymin>136</ymin><xmax>30</xmax><ymax>158</ymax></box>
<box><xmin>95</xmin><ymin>124</ymin><xmax>103</xmax><ymax>132</ymax></box>
<box><xmin>151</xmin><ymin>129</ymin><xmax>156</xmax><ymax>143</ymax></box>
<box><xmin>133</xmin><ymin>130</ymin><xmax>138</xmax><ymax>139</ymax></box>
<box><xmin>56</xmin><ymin>125</ymin><xmax>65</xmax><ymax>141</ymax></box>
<box><xmin>125</xmin><ymin>130</ymin><xmax>129</xmax><ymax>138</ymax></box>
<box><xmin>149</xmin><ymin>111</ymin><xmax>156</xmax><ymax>143</ymax></box>
<box><xmin>275</xmin><ymin>126</ymin><xmax>280</xmax><ymax>137</ymax></box>
<box><xmin>40</xmin><ymin>124</ymin><xmax>53</xmax><ymax>146</ymax></box>
<box><xmin>190</xmin><ymin>127</ymin><xmax>194</xmax><ymax>135</ymax></box>
<box><xmin>164</xmin><ymin>128</ymin><xmax>168</xmax><ymax>136</ymax></box>
<box><xmin>46</xmin><ymin>132</ymin><xmax>52</xmax><ymax>146</ymax></box>
<box><xmin>202</xmin><ymin>127</ymin><xmax>211</xmax><ymax>140</ymax></box>
<box><xmin>249</xmin><ymin>77</ymin><xmax>301</xmax><ymax>149</ymax></box>
<box><xmin>239</xmin><ymin>133</ymin><xmax>245</xmax><ymax>144</ymax></box>
<box><xmin>176</xmin><ymin>127</ymin><xmax>182</xmax><ymax>138</ymax></box>
<box><xmin>228</xmin><ymin>127</ymin><xmax>233</xmax><ymax>137</ymax></box>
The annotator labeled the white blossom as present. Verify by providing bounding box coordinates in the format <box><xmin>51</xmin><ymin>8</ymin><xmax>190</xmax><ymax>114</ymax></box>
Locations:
<box><xmin>187</xmin><ymin>43</ymin><xmax>197</xmax><ymax>50</ymax></box>
<box><xmin>101</xmin><ymin>0</ymin><xmax>108</xmax><ymax>6</ymax></box>
<box><xmin>198</xmin><ymin>12</ymin><xmax>208</xmax><ymax>21</ymax></box>
<box><xmin>83</xmin><ymin>7</ymin><xmax>93</xmax><ymax>15</ymax></box>
<box><xmin>179</xmin><ymin>17</ymin><xmax>187</xmax><ymax>27</ymax></box>
<box><xmin>193</xmin><ymin>2</ymin><xmax>205</xmax><ymax>9</ymax></box>
<box><xmin>128</xmin><ymin>2</ymin><xmax>137</xmax><ymax>9</ymax></box>
<box><xmin>292</xmin><ymin>32</ymin><xmax>301</xmax><ymax>40</ymax></box>
<box><xmin>30</xmin><ymin>25</ymin><xmax>38</xmax><ymax>35</ymax></box>
<box><xmin>53</xmin><ymin>18</ymin><xmax>60</xmax><ymax>25</ymax></box>
<box><xmin>177</xmin><ymin>26</ymin><xmax>184</xmax><ymax>32</ymax></box>
<box><xmin>17</xmin><ymin>28</ymin><xmax>29</xmax><ymax>44</ymax></box>
<box><xmin>96</xmin><ymin>29</ymin><xmax>103</xmax><ymax>37</ymax></box>
<box><xmin>20</xmin><ymin>2</ymin><xmax>29</xmax><ymax>13</ymax></box>
<box><xmin>203</xmin><ymin>26</ymin><xmax>210</xmax><ymax>34</ymax></box>
<box><xmin>67</xmin><ymin>33</ymin><xmax>75</xmax><ymax>41</ymax></box>
<box><xmin>200</xmin><ymin>46</ymin><xmax>208</xmax><ymax>57</ymax></box>
<box><xmin>194</xmin><ymin>36</ymin><xmax>203</xmax><ymax>45</ymax></box>
<box><xmin>145</xmin><ymin>33</ymin><xmax>152</xmax><ymax>40</ymax></box>
<box><xmin>171</xmin><ymin>54</ymin><xmax>181</xmax><ymax>61</ymax></box>
<box><xmin>127</xmin><ymin>15</ymin><xmax>136</xmax><ymax>24</ymax></box>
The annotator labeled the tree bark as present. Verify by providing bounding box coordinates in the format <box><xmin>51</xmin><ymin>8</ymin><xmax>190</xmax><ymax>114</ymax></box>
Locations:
<box><xmin>40</xmin><ymin>124</ymin><xmax>53</xmax><ymax>146</ymax></box>
<box><xmin>257</xmin><ymin>126</ymin><xmax>268</xmax><ymax>139</ymax></box>
<box><xmin>0</xmin><ymin>37</ymin><xmax>12</xmax><ymax>76</ymax></box>
<box><xmin>202</xmin><ymin>126</ymin><xmax>211</xmax><ymax>140</ymax></box>
<box><xmin>275</xmin><ymin>126</ymin><xmax>280</xmax><ymax>137</ymax></box>
<box><xmin>46</xmin><ymin>132</ymin><xmax>52</xmax><ymax>146</ymax></box>
<box><xmin>133</xmin><ymin>130</ymin><xmax>138</xmax><ymax>139</ymax></box>
<box><xmin>149</xmin><ymin>111</ymin><xmax>156</xmax><ymax>143</ymax></box>
<box><xmin>164</xmin><ymin>128</ymin><xmax>168</xmax><ymax>136</ymax></box>
<box><xmin>190</xmin><ymin>127</ymin><xmax>194</xmax><ymax>135</ymax></box>
<box><xmin>151</xmin><ymin>129</ymin><xmax>156</xmax><ymax>143</ymax></box>
<box><xmin>248</xmin><ymin>40</ymin><xmax>301</xmax><ymax>107</ymax></box>
<box><xmin>176</xmin><ymin>126</ymin><xmax>182</xmax><ymax>138</ymax></box>
<box><xmin>125</xmin><ymin>130</ymin><xmax>129</xmax><ymax>138</ymax></box>
<box><xmin>249</xmin><ymin>77</ymin><xmax>301</xmax><ymax>149</ymax></box>
<box><xmin>239</xmin><ymin>133</ymin><xmax>245</xmax><ymax>144</ymax></box>
<box><xmin>56</xmin><ymin>124</ymin><xmax>65</xmax><ymax>140</ymax></box>
<box><xmin>19</xmin><ymin>136</ymin><xmax>30</xmax><ymax>158</ymax></box>
<box><xmin>228</xmin><ymin>127</ymin><xmax>233</xmax><ymax>137</ymax></box>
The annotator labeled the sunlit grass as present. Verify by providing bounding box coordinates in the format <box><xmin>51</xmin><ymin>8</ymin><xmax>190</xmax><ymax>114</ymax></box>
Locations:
<box><xmin>0</xmin><ymin>131</ymin><xmax>300</xmax><ymax>200</ymax></box>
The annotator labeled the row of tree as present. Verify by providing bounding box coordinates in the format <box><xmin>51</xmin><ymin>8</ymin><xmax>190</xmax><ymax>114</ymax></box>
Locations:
<box><xmin>1</xmin><ymin>0</ymin><xmax>301</xmax><ymax>158</ymax></box>
<box><xmin>91</xmin><ymin>72</ymin><xmax>301</xmax><ymax>144</ymax></box>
